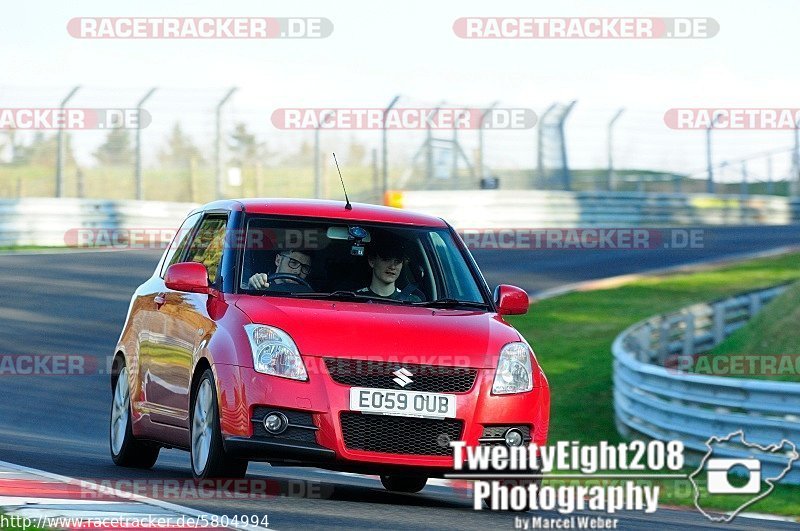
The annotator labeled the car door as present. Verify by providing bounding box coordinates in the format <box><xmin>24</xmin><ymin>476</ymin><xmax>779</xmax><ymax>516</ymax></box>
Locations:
<box><xmin>146</xmin><ymin>213</ymin><xmax>229</xmax><ymax>429</ymax></box>
<box><xmin>136</xmin><ymin>212</ymin><xmax>201</xmax><ymax>423</ymax></box>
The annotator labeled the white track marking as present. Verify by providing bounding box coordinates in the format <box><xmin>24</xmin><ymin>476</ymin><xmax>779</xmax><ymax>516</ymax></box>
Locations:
<box><xmin>0</xmin><ymin>459</ymin><xmax>272</xmax><ymax>530</ymax></box>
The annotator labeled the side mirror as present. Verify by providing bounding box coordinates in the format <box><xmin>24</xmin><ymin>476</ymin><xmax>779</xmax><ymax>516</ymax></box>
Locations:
<box><xmin>165</xmin><ymin>262</ymin><xmax>210</xmax><ymax>294</ymax></box>
<box><xmin>494</xmin><ymin>284</ymin><xmax>529</xmax><ymax>315</ymax></box>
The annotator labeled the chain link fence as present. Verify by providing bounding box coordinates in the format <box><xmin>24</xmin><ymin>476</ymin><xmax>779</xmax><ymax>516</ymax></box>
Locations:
<box><xmin>2</xmin><ymin>86</ymin><xmax>799</xmax><ymax>202</ymax></box>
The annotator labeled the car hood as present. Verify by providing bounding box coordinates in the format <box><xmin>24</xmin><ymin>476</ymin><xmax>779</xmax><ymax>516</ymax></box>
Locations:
<box><xmin>233</xmin><ymin>296</ymin><xmax>522</xmax><ymax>369</ymax></box>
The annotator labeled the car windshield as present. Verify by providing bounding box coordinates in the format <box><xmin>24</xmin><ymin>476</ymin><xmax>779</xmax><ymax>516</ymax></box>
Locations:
<box><xmin>238</xmin><ymin>217</ymin><xmax>488</xmax><ymax>308</ymax></box>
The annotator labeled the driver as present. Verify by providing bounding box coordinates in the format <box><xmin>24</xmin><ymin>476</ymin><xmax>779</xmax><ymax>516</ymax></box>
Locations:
<box><xmin>357</xmin><ymin>241</ymin><xmax>421</xmax><ymax>302</ymax></box>
<box><xmin>247</xmin><ymin>250</ymin><xmax>312</xmax><ymax>292</ymax></box>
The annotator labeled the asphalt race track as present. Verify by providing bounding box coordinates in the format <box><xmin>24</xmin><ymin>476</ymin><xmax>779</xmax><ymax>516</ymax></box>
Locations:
<box><xmin>1</xmin><ymin>225</ymin><xmax>799</xmax><ymax>530</ymax></box>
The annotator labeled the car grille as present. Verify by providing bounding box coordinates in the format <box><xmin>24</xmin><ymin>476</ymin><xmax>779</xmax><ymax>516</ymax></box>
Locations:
<box><xmin>324</xmin><ymin>358</ymin><xmax>478</xmax><ymax>393</ymax></box>
<box><xmin>340</xmin><ymin>413</ymin><xmax>463</xmax><ymax>456</ymax></box>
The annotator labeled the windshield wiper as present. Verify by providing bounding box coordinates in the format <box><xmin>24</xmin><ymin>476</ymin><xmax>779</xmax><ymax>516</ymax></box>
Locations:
<box><xmin>412</xmin><ymin>298</ymin><xmax>490</xmax><ymax>310</ymax></box>
<box><xmin>288</xmin><ymin>291</ymin><xmax>407</xmax><ymax>304</ymax></box>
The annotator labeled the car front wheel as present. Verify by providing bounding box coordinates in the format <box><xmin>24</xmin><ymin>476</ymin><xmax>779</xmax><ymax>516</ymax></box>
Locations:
<box><xmin>110</xmin><ymin>365</ymin><xmax>160</xmax><ymax>468</ymax></box>
<box><xmin>190</xmin><ymin>369</ymin><xmax>248</xmax><ymax>479</ymax></box>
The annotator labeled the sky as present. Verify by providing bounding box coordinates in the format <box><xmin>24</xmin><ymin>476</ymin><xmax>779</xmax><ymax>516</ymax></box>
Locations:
<box><xmin>1</xmin><ymin>0</ymin><xmax>799</xmax><ymax>178</ymax></box>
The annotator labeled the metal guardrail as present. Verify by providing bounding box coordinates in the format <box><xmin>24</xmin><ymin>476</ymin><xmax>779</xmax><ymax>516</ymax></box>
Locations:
<box><xmin>1</xmin><ymin>195</ymin><xmax>797</xmax><ymax>248</ymax></box>
<box><xmin>0</xmin><ymin>198</ymin><xmax>198</xmax><ymax>247</ymax></box>
<box><xmin>392</xmin><ymin>190</ymin><xmax>799</xmax><ymax>228</ymax></box>
<box><xmin>613</xmin><ymin>284</ymin><xmax>800</xmax><ymax>483</ymax></box>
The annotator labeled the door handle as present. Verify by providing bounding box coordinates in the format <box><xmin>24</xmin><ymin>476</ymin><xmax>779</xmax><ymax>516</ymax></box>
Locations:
<box><xmin>154</xmin><ymin>293</ymin><xmax>167</xmax><ymax>308</ymax></box>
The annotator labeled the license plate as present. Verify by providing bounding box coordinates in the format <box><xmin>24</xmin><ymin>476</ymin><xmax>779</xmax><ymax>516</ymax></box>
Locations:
<box><xmin>349</xmin><ymin>388</ymin><xmax>457</xmax><ymax>419</ymax></box>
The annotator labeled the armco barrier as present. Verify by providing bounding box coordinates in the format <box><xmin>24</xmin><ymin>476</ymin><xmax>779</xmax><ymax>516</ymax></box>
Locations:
<box><xmin>388</xmin><ymin>190</ymin><xmax>798</xmax><ymax>228</ymax></box>
<box><xmin>1</xmin><ymin>195</ymin><xmax>797</xmax><ymax>247</ymax></box>
<box><xmin>0</xmin><ymin>198</ymin><xmax>198</xmax><ymax>247</ymax></box>
<box><xmin>613</xmin><ymin>284</ymin><xmax>800</xmax><ymax>483</ymax></box>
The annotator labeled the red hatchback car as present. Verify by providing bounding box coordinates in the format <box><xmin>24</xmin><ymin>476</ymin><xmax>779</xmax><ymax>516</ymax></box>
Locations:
<box><xmin>110</xmin><ymin>199</ymin><xmax>550</xmax><ymax>493</ymax></box>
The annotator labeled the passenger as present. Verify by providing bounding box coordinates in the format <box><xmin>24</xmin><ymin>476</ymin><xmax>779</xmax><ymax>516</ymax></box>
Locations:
<box><xmin>357</xmin><ymin>241</ymin><xmax>421</xmax><ymax>302</ymax></box>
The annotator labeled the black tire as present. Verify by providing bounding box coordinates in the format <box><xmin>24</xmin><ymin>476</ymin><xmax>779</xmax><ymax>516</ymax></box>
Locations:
<box><xmin>190</xmin><ymin>369</ymin><xmax>248</xmax><ymax>479</ymax></box>
<box><xmin>380</xmin><ymin>475</ymin><xmax>428</xmax><ymax>493</ymax></box>
<box><xmin>110</xmin><ymin>364</ymin><xmax>160</xmax><ymax>469</ymax></box>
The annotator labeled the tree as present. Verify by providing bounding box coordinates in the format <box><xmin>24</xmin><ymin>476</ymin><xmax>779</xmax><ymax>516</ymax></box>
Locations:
<box><xmin>228</xmin><ymin>122</ymin><xmax>266</xmax><ymax>168</ymax></box>
<box><xmin>0</xmin><ymin>130</ymin><xmax>13</xmax><ymax>163</ymax></box>
<box><xmin>94</xmin><ymin>128</ymin><xmax>134</xmax><ymax>166</ymax></box>
<box><xmin>13</xmin><ymin>132</ymin><xmax>76</xmax><ymax>166</ymax></box>
<box><xmin>281</xmin><ymin>140</ymin><xmax>314</xmax><ymax>166</ymax></box>
<box><xmin>158</xmin><ymin>123</ymin><xmax>203</xmax><ymax>168</ymax></box>
<box><xmin>347</xmin><ymin>136</ymin><xmax>367</xmax><ymax>166</ymax></box>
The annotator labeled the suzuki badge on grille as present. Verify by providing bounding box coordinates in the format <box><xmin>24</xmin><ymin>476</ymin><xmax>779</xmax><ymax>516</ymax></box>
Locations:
<box><xmin>392</xmin><ymin>367</ymin><xmax>413</xmax><ymax>387</ymax></box>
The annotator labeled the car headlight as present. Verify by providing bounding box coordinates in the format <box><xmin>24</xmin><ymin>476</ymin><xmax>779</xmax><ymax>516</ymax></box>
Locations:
<box><xmin>244</xmin><ymin>325</ymin><xmax>308</xmax><ymax>381</ymax></box>
<box><xmin>492</xmin><ymin>341</ymin><xmax>534</xmax><ymax>394</ymax></box>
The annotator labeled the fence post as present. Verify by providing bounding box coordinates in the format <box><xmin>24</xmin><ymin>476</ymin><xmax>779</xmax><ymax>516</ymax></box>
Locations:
<box><xmin>536</xmin><ymin>103</ymin><xmax>557</xmax><ymax>188</ymax></box>
<box><xmin>313</xmin><ymin>126</ymin><xmax>321</xmax><ymax>199</ymax></box>
<box><xmin>55</xmin><ymin>86</ymin><xmax>80</xmax><ymax>198</ymax></box>
<box><xmin>740</xmin><ymin>162</ymin><xmax>748</xmax><ymax>196</ymax></box>
<box><xmin>793</xmin><ymin>120</ymin><xmax>800</xmax><ymax>197</ymax></box>
<box><xmin>558</xmin><ymin>100</ymin><xmax>577</xmax><ymax>191</ymax></box>
<box><xmin>214</xmin><ymin>87</ymin><xmax>237</xmax><ymax>200</ymax></box>
<box><xmin>705</xmin><ymin>114</ymin><xmax>722</xmax><ymax>194</ymax></box>
<box><xmin>134</xmin><ymin>87</ymin><xmax>157</xmax><ymax>201</ymax></box>
<box><xmin>381</xmin><ymin>95</ymin><xmax>401</xmax><ymax>199</ymax></box>
<box><xmin>766</xmin><ymin>155</ymin><xmax>774</xmax><ymax>195</ymax></box>
<box><xmin>607</xmin><ymin>108</ymin><xmax>625</xmax><ymax>191</ymax></box>
<box><xmin>478</xmin><ymin>101</ymin><xmax>499</xmax><ymax>181</ymax></box>
<box><xmin>371</xmin><ymin>148</ymin><xmax>379</xmax><ymax>199</ymax></box>
<box><xmin>76</xmin><ymin>167</ymin><xmax>84</xmax><ymax>198</ymax></box>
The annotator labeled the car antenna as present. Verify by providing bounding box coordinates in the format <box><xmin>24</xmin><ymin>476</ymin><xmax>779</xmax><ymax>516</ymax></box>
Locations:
<box><xmin>332</xmin><ymin>152</ymin><xmax>352</xmax><ymax>210</ymax></box>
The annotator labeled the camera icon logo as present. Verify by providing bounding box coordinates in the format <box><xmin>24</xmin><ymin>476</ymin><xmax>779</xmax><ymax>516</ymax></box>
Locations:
<box><xmin>689</xmin><ymin>431</ymin><xmax>799</xmax><ymax>523</ymax></box>
<box><xmin>705</xmin><ymin>458</ymin><xmax>761</xmax><ymax>494</ymax></box>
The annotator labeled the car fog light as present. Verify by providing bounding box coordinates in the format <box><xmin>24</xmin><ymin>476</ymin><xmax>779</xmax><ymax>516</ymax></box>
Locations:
<box><xmin>504</xmin><ymin>428</ymin><xmax>524</xmax><ymax>447</ymax></box>
<box><xmin>264</xmin><ymin>412</ymin><xmax>288</xmax><ymax>434</ymax></box>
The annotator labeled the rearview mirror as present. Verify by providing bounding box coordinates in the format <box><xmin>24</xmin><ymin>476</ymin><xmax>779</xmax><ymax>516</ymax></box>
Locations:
<box><xmin>165</xmin><ymin>262</ymin><xmax>210</xmax><ymax>294</ymax></box>
<box><xmin>326</xmin><ymin>225</ymin><xmax>372</xmax><ymax>242</ymax></box>
<box><xmin>494</xmin><ymin>284</ymin><xmax>529</xmax><ymax>315</ymax></box>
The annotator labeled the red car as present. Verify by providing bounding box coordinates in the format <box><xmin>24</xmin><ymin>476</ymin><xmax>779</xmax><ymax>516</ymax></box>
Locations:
<box><xmin>110</xmin><ymin>199</ymin><xmax>550</xmax><ymax>493</ymax></box>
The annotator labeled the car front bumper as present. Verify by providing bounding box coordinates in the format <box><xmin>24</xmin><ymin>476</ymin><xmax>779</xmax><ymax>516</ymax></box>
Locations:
<box><xmin>214</xmin><ymin>361</ymin><xmax>550</xmax><ymax>472</ymax></box>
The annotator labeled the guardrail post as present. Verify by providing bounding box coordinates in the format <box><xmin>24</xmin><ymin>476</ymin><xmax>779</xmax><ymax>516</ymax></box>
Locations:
<box><xmin>712</xmin><ymin>303</ymin><xmax>726</xmax><ymax>344</ymax></box>
<box><xmin>634</xmin><ymin>323</ymin><xmax>653</xmax><ymax>362</ymax></box>
<box><xmin>682</xmin><ymin>313</ymin><xmax>695</xmax><ymax>356</ymax></box>
<box><xmin>658</xmin><ymin>320</ymin><xmax>672</xmax><ymax>363</ymax></box>
<box><xmin>749</xmin><ymin>293</ymin><xmax>762</xmax><ymax>318</ymax></box>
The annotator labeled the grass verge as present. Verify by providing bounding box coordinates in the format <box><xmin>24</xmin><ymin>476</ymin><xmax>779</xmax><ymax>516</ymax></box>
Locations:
<box><xmin>507</xmin><ymin>252</ymin><xmax>800</xmax><ymax>517</ymax></box>
<box><xmin>0</xmin><ymin>509</ymin><xmax>47</xmax><ymax>530</ymax></box>
<box><xmin>0</xmin><ymin>245</ymin><xmax>70</xmax><ymax>252</ymax></box>
<box><xmin>703</xmin><ymin>281</ymin><xmax>800</xmax><ymax>382</ymax></box>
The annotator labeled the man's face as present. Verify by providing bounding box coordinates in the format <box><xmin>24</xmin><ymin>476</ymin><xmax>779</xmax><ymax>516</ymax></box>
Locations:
<box><xmin>369</xmin><ymin>255</ymin><xmax>404</xmax><ymax>285</ymax></box>
<box><xmin>275</xmin><ymin>251</ymin><xmax>312</xmax><ymax>278</ymax></box>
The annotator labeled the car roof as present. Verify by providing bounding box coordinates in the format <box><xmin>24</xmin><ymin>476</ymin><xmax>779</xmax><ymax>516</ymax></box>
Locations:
<box><xmin>195</xmin><ymin>198</ymin><xmax>449</xmax><ymax>228</ymax></box>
